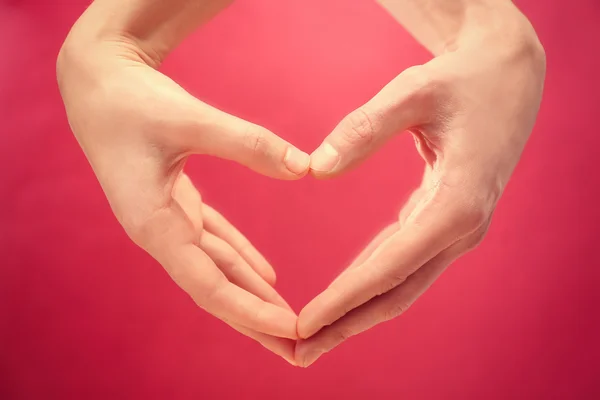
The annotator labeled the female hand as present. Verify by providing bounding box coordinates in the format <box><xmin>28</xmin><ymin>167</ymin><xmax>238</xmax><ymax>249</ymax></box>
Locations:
<box><xmin>57</xmin><ymin>4</ymin><xmax>310</xmax><ymax>363</ymax></box>
<box><xmin>296</xmin><ymin>4</ymin><xmax>546</xmax><ymax>366</ymax></box>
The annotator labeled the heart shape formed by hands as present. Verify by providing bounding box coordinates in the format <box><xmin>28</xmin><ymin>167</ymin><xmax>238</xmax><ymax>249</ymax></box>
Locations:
<box><xmin>57</xmin><ymin>0</ymin><xmax>545</xmax><ymax>368</ymax></box>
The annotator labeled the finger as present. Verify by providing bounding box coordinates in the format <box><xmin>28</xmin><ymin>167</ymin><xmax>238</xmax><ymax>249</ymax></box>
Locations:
<box><xmin>329</xmin><ymin>223</ymin><xmax>399</xmax><ymax>288</ymax></box>
<box><xmin>343</xmin><ymin>183</ymin><xmax>427</xmax><ymax>274</ymax></box>
<box><xmin>297</xmin><ymin>186</ymin><xmax>484</xmax><ymax>339</ymax></box>
<box><xmin>133</xmin><ymin>201</ymin><xmax>298</xmax><ymax>339</ymax></box>
<box><xmin>309</xmin><ymin>66</ymin><xmax>435</xmax><ymax>178</ymax></box>
<box><xmin>397</xmin><ymin>165</ymin><xmax>433</xmax><ymax>225</ymax></box>
<box><xmin>167</xmin><ymin>244</ymin><xmax>298</xmax><ymax>339</ymax></box>
<box><xmin>296</xmin><ymin>237</ymin><xmax>473</xmax><ymax>367</ymax></box>
<box><xmin>177</xmin><ymin>103</ymin><xmax>310</xmax><ymax>179</ymax></box>
<box><xmin>199</xmin><ymin>231</ymin><xmax>293</xmax><ymax>312</ymax></box>
<box><xmin>398</xmin><ymin>186</ymin><xmax>425</xmax><ymax>226</ymax></box>
<box><xmin>207</xmin><ymin>278</ymin><xmax>298</xmax><ymax>339</ymax></box>
<box><xmin>202</xmin><ymin>204</ymin><xmax>277</xmax><ymax>287</ymax></box>
<box><xmin>331</xmin><ymin>182</ymin><xmax>427</xmax><ymax>288</ymax></box>
<box><xmin>113</xmin><ymin>158</ymin><xmax>298</xmax><ymax>339</ymax></box>
<box><xmin>172</xmin><ymin>173</ymin><xmax>204</xmax><ymax>234</ymax></box>
<box><xmin>227</xmin><ymin>321</ymin><xmax>297</xmax><ymax>366</ymax></box>
<box><xmin>171</xmin><ymin>175</ymin><xmax>279</xmax><ymax>288</ymax></box>
<box><xmin>347</xmin><ymin>224</ymin><xmax>400</xmax><ymax>271</ymax></box>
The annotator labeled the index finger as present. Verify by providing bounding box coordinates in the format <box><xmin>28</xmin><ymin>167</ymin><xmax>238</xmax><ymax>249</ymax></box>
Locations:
<box><xmin>297</xmin><ymin>188</ymin><xmax>482</xmax><ymax>339</ymax></box>
<box><xmin>203</xmin><ymin>204</ymin><xmax>278</xmax><ymax>286</ymax></box>
<box><xmin>166</xmin><ymin>244</ymin><xmax>298</xmax><ymax>339</ymax></box>
<box><xmin>137</xmin><ymin>200</ymin><xmax>298</xmax><ymax>339</ymax></box>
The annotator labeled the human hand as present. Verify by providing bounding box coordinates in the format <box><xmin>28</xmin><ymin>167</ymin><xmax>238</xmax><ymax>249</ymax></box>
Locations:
<box><xmin>296</xmin><ymin>7</ymin><xmax>546</xmax><ymax>366</ymax></box>
<box><xmin>57</xmin><ymin>10</ymin><xmax>311</xmax><ymax>364</ymax></box>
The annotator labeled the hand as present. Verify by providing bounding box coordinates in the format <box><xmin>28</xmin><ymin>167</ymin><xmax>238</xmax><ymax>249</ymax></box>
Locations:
<box><xmin>57</xmin><ymin>26</ymin><xmax>311</xmax><ymax>364</ymax></box>
<box><xmin>296</xmin><ymin>14</ymin><xmax>546</xmax><ymax>366</ymax></box>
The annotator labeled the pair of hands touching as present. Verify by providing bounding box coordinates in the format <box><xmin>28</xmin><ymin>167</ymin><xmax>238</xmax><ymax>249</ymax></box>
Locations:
<box><xmin>57</xmin><ymin>0</ymin><xmax>545</xmax><ymax>367</ymax></box>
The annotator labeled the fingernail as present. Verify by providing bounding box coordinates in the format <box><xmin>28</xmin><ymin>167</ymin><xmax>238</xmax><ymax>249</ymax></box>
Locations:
<box><xmin>301</xmin><ymin>350</ymin><xmax>322</xmax><ymax>368</ymax></box>
<box><xmin>310</xmin><ymin>143</ymin><xmax>340</xmax><ymax>172</ymax></box>
<box><xmin>284</xmin><ymin>147</ymin><xmax>311</xmax><ymax>175</ymax></box>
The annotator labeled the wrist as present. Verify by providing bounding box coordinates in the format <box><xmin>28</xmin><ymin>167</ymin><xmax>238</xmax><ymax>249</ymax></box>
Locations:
<box><xmin>58</xmin><ymin>0</ymin><xmax>233</xmax><ymax>70</ymax></box>
<box><xmin>452</xmin><ymin>6</ymin><xmax>546</xmax><ymax>71</ymax></box>
<box><xmin>454</xmin><ymin>13</ymin><xmax>546</xmax><ymax>81</ymax></box>
<box><xmin>378</xmin><ymin>0</ymin><xmax>544</xmax><ymax>64</ymax></box>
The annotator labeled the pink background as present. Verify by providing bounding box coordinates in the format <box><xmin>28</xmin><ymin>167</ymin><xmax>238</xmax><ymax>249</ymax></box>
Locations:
<box><xmin>1</xmin><ymin>0</ymin><xmax>599</xmax><ymax>398</ymax></box>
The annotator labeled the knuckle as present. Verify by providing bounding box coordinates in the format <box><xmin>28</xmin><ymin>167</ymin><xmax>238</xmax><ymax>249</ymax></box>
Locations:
<box><xmin>221</xmin><ymin>250</ymin><xmax>243</xmax><ymax>273</ymax></box>
<box><xmin>334</xmin><ymin>326</ymin><xmax>355</xmax><ymax>343</ymax></box>
<box><xmin>399</xmin><ymin>65</ymin><xmax>453</xmax><ymax>118</ymax></box>
<box><xmin>340</xmin><ymin>107</ymin><xmax>376</xmax><ymax>145</ymax></box>
<box><xmin>237</xmin><ymin>242</ymin><xmax>254</xmax><ymax>260</ymax></box>
<box><xmin>202</xmin><ymin>281</ymin><xmax>224</xmax><ymax>307</ymax></box>
<box><xmin>404</xmin><ymin>66</ymin><xmax>432</xmax><ymax>89</ymax></box>
<box><xmin>378</xmin><ymin>272</ymin><xmax>408</xmax><ymax>296</ymax></box>
<box><xmin>243</xmin><ymin>124</ymin><xmax>270</xmax><ymax>157</ymax></box>
<box><xmin>382</xmin><ymin>301</ymin><xmax>410</xmax><ymax>322</ymax></box>
<box><xmin>403</xmin><ymin>66</ymin><xmax>437</xmax><ymax>99</ymax></box>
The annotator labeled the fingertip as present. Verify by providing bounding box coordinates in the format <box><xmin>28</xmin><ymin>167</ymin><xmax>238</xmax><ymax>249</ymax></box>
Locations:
<box><xmin>212</xmin><ymin>117</ymin><xmax>310</xmax><ymax>180</ymax></box>
<box><xmin>270</xmin><ymin>294</ymin><xmax>291</xmax><ymax>311</ymax></box>
<box><xmin>294</xmin><ymin>340</ymin><xmax>322</xmax><ymax>368</ymax></box>
<box><xmin>302</xmin><ymin>351</ymin><xmax>322</xmax><ymax>368</ymax></box>
<box><xmin>284</xmin><ymin>357</ymin><xmax>299</xmax><ymax>367</ymax></box>
<box><xmin>272</xmin><ymin>292</ymin><xmax>295</xmax><ymax>313</ymax></box>
<box><xmin>279</xmin><ymin>309</ymin><xmax>300</xmax><ymax>340</ymax></box>
<box><xmin>237</xmin><ymin>245</ymin><xmax>278</xmax><ymax>286</ymax></box>
<box><xmin>309</xmin><ymin>142</ymin><xmax>340</xmax><ymax>174</ymax></box>
<box><xmin>283</xmin><ymin>147</ymin><xmax>311</xmax><ymax>177</ymax></box>
<box><xmin>281</xmin><ymin>342</ymin><xmax>300</xmax><ymax>367</ymax></box>
<box><xmin>263</xmin><ymin>269</ymin><xmax>277</xmax><ymax>287</ymax></box>
<box><xmin>232</xmin><ymin>322</ymin><xmax>299</xmax><ymax>366</ymax></box>
<box><xmin>272</xmin><ymin>340</ymin><xmax>299</xmax><ymax>367</ymax></box>
<box><xmin>296</xmin><ymin>306</ymin><xmax>319</xmax><ymax>340</ymax></box>
<box><xmin>257</xmin><ymin>271</ymin><xmax>294</xmax><ymax>313</ymax></box>
<box><xmin>293</xmin><ymin>339</ymin><xmax>307</xmax><ymax>364</ymax></box>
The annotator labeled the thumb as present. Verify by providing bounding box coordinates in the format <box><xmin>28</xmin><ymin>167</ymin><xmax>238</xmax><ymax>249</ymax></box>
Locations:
<box><xmin>309</xmin><ymin>66</ymin><xmax>436</xmax><ymax>178</ymax></box>
<box><xmin>178</xmin><ymin>104</ymin><xmax>310</xmax><ymax>180</ymax></box>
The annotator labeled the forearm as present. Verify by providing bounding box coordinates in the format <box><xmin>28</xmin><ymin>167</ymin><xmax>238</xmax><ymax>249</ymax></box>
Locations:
<box><xmin>376</xmin><ymin>0</ymin><xmax>543</xmax><ymax>56</ymax></box>
<box><xmin>60</xmin><ymin>0</ymin><xmax>232</xmax><ymax>67</ymax></box>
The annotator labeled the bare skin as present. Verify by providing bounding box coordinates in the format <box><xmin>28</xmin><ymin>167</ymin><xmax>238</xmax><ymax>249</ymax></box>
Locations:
<box><xmin>297</xmin><ymin>0</ymin><xmax>545</xmax><ymax>366</ymax></box>
<box><xmin>57</xmin><ymin>0</ymin><xmax>545</xmax><ymax>367</ymax></box>
<box><xmin>57</xmin><ymin>0</ymin><xmax>311</xmax><ymax>365</ymax></box>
